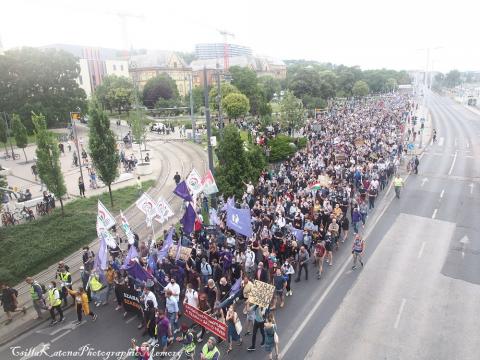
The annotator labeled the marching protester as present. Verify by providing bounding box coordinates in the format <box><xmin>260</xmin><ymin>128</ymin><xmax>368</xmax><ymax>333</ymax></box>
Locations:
<box><xmin>67</xmin><ymin>287</ymin><xmax>97</xmax><ymax>324</ymax></box>
<box><xmin>1</xmin><ymin>283</ymin><xmax>26</xmax><ymax>324</ymax></box>
<box><xmin>25</xmin><ymin>277</ymin><xmax>45</xmax><ymax>320</ymax></box>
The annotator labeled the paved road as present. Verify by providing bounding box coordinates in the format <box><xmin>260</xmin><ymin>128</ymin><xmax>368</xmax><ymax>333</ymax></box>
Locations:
<box><xmin>2</xmin><ymin>93</ymin><xmax>478</xmax><ymax>360</ymax></box>
<box><xmin>303</xmin><ymin>92</ymin><xmax>480</xmax><ymax>360</ymax></box>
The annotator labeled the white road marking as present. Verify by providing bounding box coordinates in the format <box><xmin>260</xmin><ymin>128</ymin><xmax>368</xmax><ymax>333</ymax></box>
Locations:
<box><xmin>51</xmin><ymin>329</ymin><xmax>71</xmax><ymax>343</ymax></box>
<box><xmin>421</xmin><ymin>178</ymin><xmax>428</xmax><ymax>187</ymax></box>
<box><xmin>440</xmin><ymin>189</ymin><xmax>445</xmax><ymax>198</ymax></box>
<box><xmin>126</xmin><ymin>316</ymin><xmax>136</xmax><ymax>324</ymax></box>
<box><xmin>438</xmin><ymin>137</ymin><xmax>444</xmax><ymax>146</ymax></box>
<box><xmin>448</xmin><ymin>151</ymin><xmax>457</xmax><ymax>176</ymax></box>
<box><xmin>466</xmin><ymin>142</ymin><xmax>470</xmax><ymax>148</ymax></box>
<box><xmin>469</xmin><ymin>183</ymin><xmax>474</xmax><ymax>194</ymax></box>
<box><xmin>454</xmin><ymin>137</ymin><xmax>458</xmax><ymax>147</ymax></box>
<box><xmin>394</xmin><ymin>299</ymin><xmax>407</xmax><ymax>329</ymax></box>
<box><xmin>460</xmin><ymin>236</ymin><xmax>470</xmax><ymax>259</ymax></box>
<box><xmin>432</xmin><ymin>209</ymin><xmax>438</xmax><ymax>219</ymax></box>
<box><xmin>417</xmin><ymin>242</ymin><xmax>426</xmax><ymax>259</ymax></box>
<box><xmin>280</xmin><ymin>178</ymin><xmax>397</xmax><ymax>358</ymax></box>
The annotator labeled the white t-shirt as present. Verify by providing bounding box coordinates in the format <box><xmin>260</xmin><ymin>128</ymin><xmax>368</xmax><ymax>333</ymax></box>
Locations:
<box><xmin>184</xmin><ymin>289</ymin><xmax>199</xmax><ymax>308</ymax></box>
<box><xmin>165</xmin><ymin>283</ymin><xmax>181</xmax><ymax>302</ymax></box>
<box><xmin>144</xmin><ymin>291</ymin><xmax>158</xmax><ymax>309</ymax></box>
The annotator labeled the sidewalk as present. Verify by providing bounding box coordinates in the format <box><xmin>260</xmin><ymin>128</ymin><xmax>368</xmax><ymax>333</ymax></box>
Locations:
<box><xmin>0</xmin><ymin>141</ymin><xmax>207</xmax><ymax>346</ymax></box>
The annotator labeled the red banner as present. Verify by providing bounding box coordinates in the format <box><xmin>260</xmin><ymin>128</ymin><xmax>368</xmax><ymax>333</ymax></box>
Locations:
<box><xmin>183</xmin><ymin>303</ymin><xmax>227</xmax><ymax>340</ymax></box>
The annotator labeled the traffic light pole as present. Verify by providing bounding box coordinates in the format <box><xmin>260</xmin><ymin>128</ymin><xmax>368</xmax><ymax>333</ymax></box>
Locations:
<box><xmin>203</xmin><ymin>67</ymin><xmax>216</xmax><ymax>208</ymax></box>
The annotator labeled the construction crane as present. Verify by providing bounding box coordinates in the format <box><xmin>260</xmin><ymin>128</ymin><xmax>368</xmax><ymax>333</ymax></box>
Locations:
<box><xmin>217</xmin><ymin>29</ymin><xmax>235</xmax><ymax>71</ymax></box>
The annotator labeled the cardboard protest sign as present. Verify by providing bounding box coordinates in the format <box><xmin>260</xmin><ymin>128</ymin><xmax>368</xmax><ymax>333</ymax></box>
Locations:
<box><xmin>248</xmin><ymin>280</ymin><xmax>275</xmax><ymax>308</ymax></box>
<box><xmin>335</xmin><ymin>152</ymin><xmax>346</xmax><ymax>162</ymax></box>
<box><xmin>354</xmin><ymin>137</ymin><xmax>364</xmax><ymax>147</ymax></box>
<box><xmin>184</xmin><ymin>303</ymin><xmax>228</xmax><ymax>340</ymax></box>
<box><xmin>318</xmin><ymin>175</ymin><xmax>332</xmax><ymax>187</ymax></box>
<box><xmin>168</xmin><ymin>245</ymin><xmax>192</xmax><ymax>261</ymax></box>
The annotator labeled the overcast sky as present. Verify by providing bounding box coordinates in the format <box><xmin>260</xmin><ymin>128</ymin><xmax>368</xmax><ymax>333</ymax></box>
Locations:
<box><xmin>1</xmin><ymin>0</ymin><xmax>478</xmax><ymax>72</ymax></box>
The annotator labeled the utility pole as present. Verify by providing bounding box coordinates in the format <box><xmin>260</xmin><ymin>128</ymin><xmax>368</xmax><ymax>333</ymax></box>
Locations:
<box><xmin>216</xmin><ymin>63</ymin><xmax>224</xmax><ymax>139</ymax></box>
<box><xmin>189</xmin><ymin>75</ymin><xmax>196</xmax><ymax>142</ymax></box>
<box><xmin>203</xmin><ymin>67</ymin><xmax>216</xmax><ymax>207</ymax></box>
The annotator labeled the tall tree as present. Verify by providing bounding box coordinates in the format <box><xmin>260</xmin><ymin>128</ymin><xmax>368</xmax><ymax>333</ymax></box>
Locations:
<box><xmin>33</xmin><ymin>113</ymin><xmax>67</xmax><ymax>215</ymax></box>
<box><xmin>0</xmin><ymin>48</ymin><xmax>86</xmax><ymax>130</ymax></box>
<box><xmin>215</xmin><ymin>125</ymin><xmax>251</xmax><ymax>197</ymax></box>
<box><xmin>280</xmin><ymin>91</ymin><xmax>305</xmax><ymax>133</ymax></box>
<box><xmin>445</xmin><ymin>70</ymin><xmax>462</xmax><ymax>88</ymax></box>
<box><xmin>222</xmin><ymin>93</ymin><xmax>250</xmax><ymax>119</ymax></box>
<box><xmin>94</xmin><ymin>75</ymin><xmax>135</xmax><ymax>114</ymax></box>
<box><xmin>11</xmin><ymin>114</ymin><xmax>29</xmax><ymax>162</ymax></box>
<box><xmin>318</xmin><ymin>71</ymin><xmax>337</xmax><ymax>100</ymax></box>
<box><xmin>288</xmin><ymin>68</ymin><xmax>322</xmax><ymax>101</ymax></box>
<box><xmin>130</xmin><ymin>109</ymin><xmax>148</xmax><ymax>162</ymax></box>
<box><xmin>142</xmin><ymin>73</ymin><xmax>179</xmax><ymax>108</ymax></box>
<box><xmin>258</xmin><ymin>76</ymin><xmax>281</xmax><ymax>102</ymax></box>
<box><xmin>352</xmin><ymin>80</ymin><xmax>370</xmax><ymax>97</ymax></box>
<box><xmin>88</xmin><ymin>100</ymin><xmax>120</xmax><ymax>207</ymax></box>
<box><xmin>209</xmin><ymin>83</ymin><xmax>240</xmax><ymax>112</ymax></box>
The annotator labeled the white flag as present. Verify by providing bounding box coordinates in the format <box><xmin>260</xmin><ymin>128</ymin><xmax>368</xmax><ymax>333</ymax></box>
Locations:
<box><xmin>120</xmin><ymin>211</ymin><xmax>135</xmax><ymax>245</ymax></box>
<box><xmin>186</xmin><ymin>168</ymin><xmax>203</xmax><ymax>196</ymax></box>
<box><xmin>96</xmin><ymin>221</ymin><xmax>117</xmax><ymax>248</ymax></box>
<box><xmin>97</xmin><ymin>200</ymin><xmax>116</xmax><ymax>229</ymax></box>
<box><xmin>155</xmin><ymin>197</ymin><xmax>174</xmax><ymax>224</ymax></box>
<box><xmin>136</xmin><ymin>193</ymin><xmax>159</xmax><ymax>220</ymax></box>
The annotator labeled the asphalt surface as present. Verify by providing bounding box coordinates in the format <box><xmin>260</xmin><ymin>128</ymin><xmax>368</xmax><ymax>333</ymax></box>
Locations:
<box><xmin>1</xmin><ymin>93</ymin><xmax>478</xmax><ymax>360</ymax></box>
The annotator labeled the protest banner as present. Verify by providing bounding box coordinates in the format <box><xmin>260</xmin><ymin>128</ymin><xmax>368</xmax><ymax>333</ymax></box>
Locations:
<box><xmin>354</xmin><ymin>137</ymin><xmax>365</xmax><ymax>147</ymax></box>
<box><xmin>168</xmin><ymin>245</ymin><xmax>192</xmax><ymax>261</ymax></box>
<box><xmin>335</xmin><ymin>152</ymin><xmax>346</xmax><ymax>162</ymax></box>
<box><xmin>318</xmin><ymin>175</ymin><xmax>331</xmax><ymax>187</ymax></box>
<box><xmin>248</xmin><ymin>280</ymin><xmax>275</xmax><ymax>308</ymax></box>
<box><xmin>121</xmin><ymin>287</ymin><xmax>142</xmax><ymax>314</ymax></box>
<box><xmin>184</xmin><ymin>303</ymin><xmax>227</xmax><ymax>340</ymax></box>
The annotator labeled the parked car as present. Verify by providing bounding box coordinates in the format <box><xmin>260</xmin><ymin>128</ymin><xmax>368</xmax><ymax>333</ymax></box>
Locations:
<box><xmin>150</xmin><ymin>123</ymin><xmax>165</xmax><ymax>132</ymax></box>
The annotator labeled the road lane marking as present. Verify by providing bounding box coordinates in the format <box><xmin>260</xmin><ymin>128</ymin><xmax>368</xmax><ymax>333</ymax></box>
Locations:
<box><xmin>466</xmin><ymin>142</ymin><xmax>470</xmax><ymax>148</ymax></box>
<box><xmin>440</xmin><ymin>189</ymin><xmax>445</xmax><ymax>198</ymax></box>
<box><xmin>280</xmin><ymin>178</ymin><xmax>396</xmax><ymax>358</ymax></box>
<box><xmin>438</xmin><ymin>137</ymin><xmax>444</xmax><ymax>146</ymax></box>
<box><xmin>51</xmin><ymin>329</ymin><xmax>71</xmax><ymax>343</ymax></box>
<box><xmin>448</xmin><ymin>151</ymin><xmax>457</xmax><ymax>176</ymax></box>
<box><xmin>454</xmin><ymin>137</ymin><xmax>458</xmax><ymax>147</ymax></box>
<box><xmin>432</xmin><ymin>209</ymin><xmax>438</xmax><ymax>219</ymax></box>
<box><xmin>394</xmin><ymin>299</ymin><xmax>407</xmax><ymax>329</ymax></box>
<box><xmin>469</xmin><ymin>183</ymin><xmax>474</xmax><ymax>194</ymax></box>
<box><xmin>418</xmin><ymin>242</ymin><xmax>426</xmax><ymax>259</ymax></box>
<box><xmin>126</xmin><ymin>316</ymin><xmax>136</xmax><ymax>324</ymax></box>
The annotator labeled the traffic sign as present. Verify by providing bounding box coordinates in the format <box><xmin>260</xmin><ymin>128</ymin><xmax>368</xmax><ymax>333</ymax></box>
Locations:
<box><xmin>70</xmin><ymin>112</ymin><xmax>81</xmax><ymax>121</ymax></box>
<box><xmin>407</xmin><ymin>143</ymin><xmax>415</xmax><ymax>150</ymax></box>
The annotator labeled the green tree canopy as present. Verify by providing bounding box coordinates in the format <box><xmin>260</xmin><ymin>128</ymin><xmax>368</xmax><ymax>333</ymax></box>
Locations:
<box><xmin>352</xmin><ymin>80</ymin><xmax>370</xmax><ymax>97</ymax></box>
<box><xmin>280</xmin><ymin>91</ymin><xmax>305</xmax><ymax>132</ymax></box>
<box><xmin>288</xmin><ymin>68</ymin><xmax>322</xmax><ymax>102</ymax></box>
<box><xmin>385</xmin><ymin>78</ymin><xmax>399</xmax><ymax>92</ymax></box>
<box><xmin>258</xmin><ymin>76</ymin><xmax>281</xmax><ymax>102</ymax></box>
<box><xmin>209</xmin><ymin>82</ymin><xmax>240</xmax><ymax>112</ymax></box>
<box><xmin>33</xmin><ymin>113</ymin><xmax>67</xmax><ymax>214</ymax></box>
<box><xmin>129</xmin><ymin>108</ymin><xmax>148</xmax><ymax>161</ymax></box>
<box><xmin>0</xmin><ymin>117</ymin><xmax>7</xmax><ymax>151</ymax></box>
<box><xmin>445</xmin><ymin>70</ymin><xmax>462</xmax><ymax>88</ymax></box>
<box><xmin>94</xmin><ymin>75</ymin><xmax>135</xmax><ymax>114</ymax></box>
<box><xmin>12</xmin><ymin>114</ymin><xmax>29</xmax><ymax>161</ymax></box>
<box><xmin>215</xmin><ymin>125</ymin><xmax>252</xmax><ymax>197</ymax></box>
<box><xmin>0</xmin><ymin>48</ymin><xmax>86</xmax><ymax>130</ymax></box>
<box><xmin>318</xmin><ymin>71</ymin><xmax>337</xmax><ymax>100</ymax></box>
<box><xmin>88</xmin><ymin>100</ymin><xmax>120</xmax><ymax>206</ymax></box>
<box><xmin>142</xmin><ymin>73</ymin><xmax>179</xmax><ymax>108</ymax></box>
<box><xmin>222</xmin><ymin>93</ymin><xmax>250</xmax><ymax>119</ymax></box>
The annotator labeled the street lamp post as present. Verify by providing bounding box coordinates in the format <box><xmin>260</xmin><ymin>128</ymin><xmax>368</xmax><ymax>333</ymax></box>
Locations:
<box><xmin>188</xmin><ymin>75</ymin><xmax>196</xmax><ymax>142</ymax></box>
<box><xmin>216</xmin><ymin>63</ymin><xmax>224</xmax><ymax>139</ymax></box>
<box><xmin>203</xmin><ymin>67</ymin><xmax>216</xmax><ymax>207</ymax></box>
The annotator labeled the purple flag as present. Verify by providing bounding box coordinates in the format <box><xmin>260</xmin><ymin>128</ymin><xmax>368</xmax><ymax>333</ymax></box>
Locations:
<box><xmin>221</xmin><ymin>196</ymin><xmax>235</xmax><ymax>211</ymax></box>
<box><xmin>226</xmin><ymin>204</ymin><xmax>252</xmax><ymax>237</ymax></box>
<box><xmin>158</xmin><ymin>228</ymin><xmax>174</xmax><ymax>262</ymax></box>
<box><xmin>173</xmin><ymin>181</ymin><xmax>193</xmax><ymax>202</ymax></box>
<box><xmin>290</xmin><ymin>225</ymin><xmax>304</xmax><ymax>242</ymax></box>
<box><xmin>126</xmin><ymin>262</ymin><xmax>153</xmax><ymax>282</ymax></box>
<box><xmin>175</xmin><ymin>242</ymin><xmax>182</xmax><ymax>261</ymax></box>
<box><xmin>122</xmin><ymin>245</ymin><xmax>138</xmax><ymax>269</ymax></box>
<box><xmin>229</xmin><ymin>277</ymin><xmax>242</xmax><ymax>296</ymax></box>
<box><xmin>94</xmin><ymin>237</ymin><xmax>108</xmax><ymax>271</ymax></box>
<box><xmin>180</xmin><ymin>203</ymin><xmax>196</xmax><ymax>234</ymax></box>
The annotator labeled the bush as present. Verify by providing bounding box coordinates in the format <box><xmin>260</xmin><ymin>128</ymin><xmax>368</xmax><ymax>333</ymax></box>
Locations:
<box><xmin>295</xmin><ymin>137</ymin><xmax>308</xmax><ymax>149</ymax></box>
<box><xmin>268</xmin><ymin>135</ymin><xmax>296</xmax><ymax>163</ymax></box>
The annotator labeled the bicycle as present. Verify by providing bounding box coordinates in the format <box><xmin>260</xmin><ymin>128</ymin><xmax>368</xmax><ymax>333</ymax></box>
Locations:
<box><xmin>1</xmin><ymin>211</ymin><xmax>18</xmax><ymax>226</ymax></box>
<box><xmin>36</xmin><ymin>202</ymin><xmax>49</xmax><ymax>216</ymax></box>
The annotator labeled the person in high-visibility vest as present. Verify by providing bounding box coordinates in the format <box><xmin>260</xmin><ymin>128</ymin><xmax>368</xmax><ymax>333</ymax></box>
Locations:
<box><xmin>25</xmin><ymin>277</ymin><xmax>45</xmax><ymax>320</ymax></box>
<box><xmin>393</xmin><ymin>175</ymin><xmax>403</xmax><ymax>199</ymax></box>
<box><xmin>55</xmin><ymin>262</ymin><xmax>73</xmax><ymax>306</ymax></box>
<box><xmin>200</xmin><ymin>337</ymin><xmax>220</xmax><ymax>360</ymax></box>
<box><xmin>87</xmin><ymin>272</ymin><xmax>105</xmax><ymax>307</ymax></box>
<box><xmin>46</xmin><ymin>281</ymin><xmax>64</xmax><ymax>326</ymax></box>
<box><xmin>175</xmin><ymin>324</ymin><xmax>196</xmax><ymax>360</ymax></box>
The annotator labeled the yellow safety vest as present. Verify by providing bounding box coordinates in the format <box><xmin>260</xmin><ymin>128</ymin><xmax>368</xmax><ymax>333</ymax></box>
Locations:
<box><xmin>48</xmin><ymin>288</ymin><xmax>62</xmax><ymax>307</ymax></box>
<box><xmin>90</xmin><ymin>276</ymin><xmax>103</xmax><ymax>292</ymax></box>
<box><xmin>202</xmin><ymin>344</ymin><xmax>219</xmax><ymax>359</ymax></box>
<box><xmin>59</xmin><ymin>272</ymin><xmax>71</xmax><ymax>285</ymax></box>
<box><xmin>30</xmin><ymin>284</ymin><xmax>40</xmax><ymax>300</ymax></box>
<box><xmin>394</xmin><ymin>178</ymin><xmax>403</xmax><ymax>187</ymax></box>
